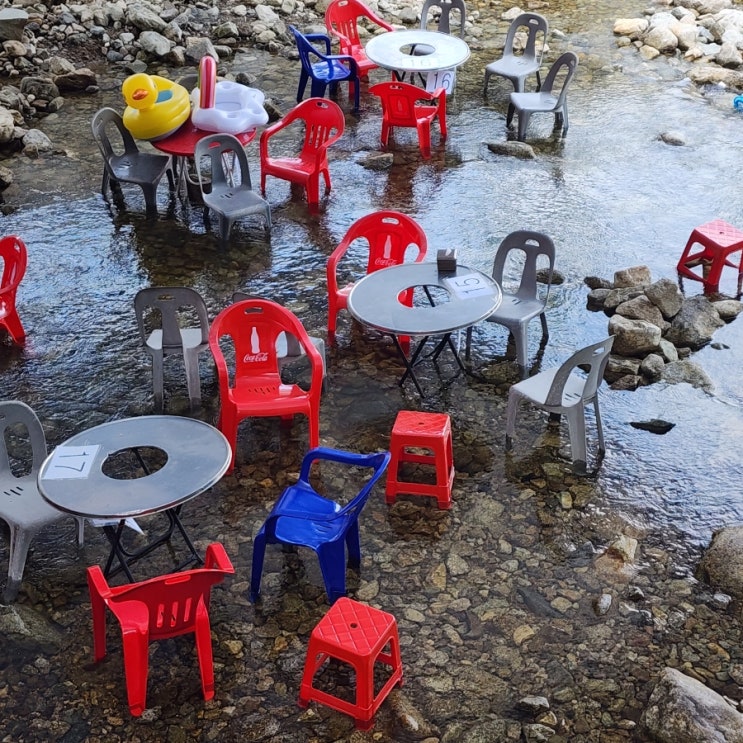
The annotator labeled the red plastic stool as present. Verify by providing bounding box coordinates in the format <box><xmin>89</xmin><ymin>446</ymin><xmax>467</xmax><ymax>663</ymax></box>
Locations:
<box><xmin>386</xmin><ymin>410</ymin><xmax>454</xmax><ymax>509</ymax></box>
<box><xmin>676</xmin><ymin>219</ymin><xmax>743</xmax><ymax>290</ymax></box>
<box><xmin>298</xmin><ymin>597</ymin><xmax>403</xmax><ymax>730</ymax></box>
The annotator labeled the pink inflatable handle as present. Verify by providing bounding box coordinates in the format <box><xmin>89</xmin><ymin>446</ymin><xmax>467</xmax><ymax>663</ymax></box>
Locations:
<box><xmin>199</xmin><ymin>56</ymin><xmax>217</xmax><ymax>109</ymax></box>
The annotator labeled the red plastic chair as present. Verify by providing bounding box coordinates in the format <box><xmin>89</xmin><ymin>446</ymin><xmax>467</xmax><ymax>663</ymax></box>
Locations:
<box><xmin>208</xmin><ymin>298</ymin><xmax>325</xmax><ymax>472</ymax></box>
<box><xmin>0</xmin><ymin>235</ymin><xmax>28</xmax><ymax>345</ymax></box>
<box><xmin>326</xmin><ymin>211</ymin><xmax>428</xmax><ymax>336</ymax></box>
<box><xmin>86</xmin><ymin>543</ymin><xmax>234</xmax><ymax>717</ymax></box>
<box><xmin>369</xmin><ymin>81</ymin><xmax>447</xmax><ymax>159</ymax></box>
<box><xmin>325</xmin><ymin>0</ymin><xmax>394</xmax><ymax>78</ymax></box>
<box><xmin>259</xmin><ymin>98</ymin><xmax>345</xmax><ymax>211</ymax></box>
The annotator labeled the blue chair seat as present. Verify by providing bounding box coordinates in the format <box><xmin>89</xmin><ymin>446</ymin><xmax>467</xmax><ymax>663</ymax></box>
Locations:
<box><xmin>289</xmin><ymin>25</ymin><xmax>360</xmax><ymax>113</ymax></box>
<box><xmin>250</xmin><ymin>447</ymin><xmax>390</xmax><ymax>603</ymax></box>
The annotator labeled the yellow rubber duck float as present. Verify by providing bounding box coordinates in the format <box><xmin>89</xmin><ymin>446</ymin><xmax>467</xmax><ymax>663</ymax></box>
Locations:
<box><xmin>121</xmin><ymin>73</ymin><xmax>191</xmax><ymax>141</ymax></box>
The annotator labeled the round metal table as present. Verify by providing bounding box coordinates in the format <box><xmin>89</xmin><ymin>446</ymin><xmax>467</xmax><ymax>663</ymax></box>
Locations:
<box><xmin>364</xmin><ymin>30</ymin><xmax>470</xmax><ymax>75</ymax></box>
<box><xmin>347</xmin><ymin>262</ymin><xmax>501</xmax><ymax>396</ymax></box>
<box><xmin>38</xmin><ymin>415</ymin><xmax>231</xmax><ymax>580</ymax></box>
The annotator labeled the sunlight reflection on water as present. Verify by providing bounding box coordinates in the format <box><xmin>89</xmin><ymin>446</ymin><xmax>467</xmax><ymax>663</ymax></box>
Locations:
<box><xmin>3</xmin><ymin>15</ymin><xmax>743</xmax><ymax>551</ymax></box>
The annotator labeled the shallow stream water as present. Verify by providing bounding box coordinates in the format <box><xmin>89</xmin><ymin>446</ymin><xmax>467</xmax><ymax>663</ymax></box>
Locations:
<box><xmin>2</xmin><ymin>1</ymin><xmax>743</xmax><ymax>740</ymax></box>
<box><xmin>3</xmin><ymin>1</ymin><xmax>743</xmax><ymax>545</ymax></box>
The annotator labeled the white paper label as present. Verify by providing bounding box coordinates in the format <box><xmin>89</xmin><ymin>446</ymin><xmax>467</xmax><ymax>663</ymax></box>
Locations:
<box><xmin>43</xmin><ymin>445</ymin><xmax>100</xmax><ymax>479</ymax></box>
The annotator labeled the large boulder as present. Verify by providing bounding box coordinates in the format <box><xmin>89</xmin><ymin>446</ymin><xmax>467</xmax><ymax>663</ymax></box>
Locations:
<box><xmin>660</xmin><ymin>359</ymin><xmax>713</xmax><ymax>390</ymax></box>
<box><xmin>0</xmin><ymin>7</ymin><xmax>28</xmax><ymax>42</ymax></box>
<box><xmin>615</xmin><ymin>295</ymin><xmax>666</xmax><ymax>329</ymax></box>
<box><xmin>641</xmin><ymin>667</ymin><xmax>743</xmax><ymax>743</ymax></box>
<box><xmin>698</xmin><ymin>524</ymin><xmax>743</xmax><ymax>598</ymax></box>
<box><xmin>645</xmin><ymin>277</ymin><xmax>684</xmax><ymax>319</ymax></box>
<box><xmin>664</xmin><ymin>296</ymin><xmax>725</xmax><ymax>349</ymax></box>
<box><xmin>608</xmin><ymin>315</ymin><xmax>662</xmax><ymax>356</ymax></box>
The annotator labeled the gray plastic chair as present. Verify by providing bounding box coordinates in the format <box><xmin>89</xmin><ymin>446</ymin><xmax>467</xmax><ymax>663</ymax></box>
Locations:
<box><xmin>0</xmin><ymin>401</ymin><xmax>84</xmax><ymax>602</ymax></box>
<box><xmin>507</xmin><ymin>51</ymin><xmax>578</xmax><ymax>141</ymax></box>
<box><xmin>91</xmin><ymin>107</ymin><xmax>174</xmax><ymax>214</ymax></box>
<box><xmin>134</xmin><ymin>287</ymin><xmax>211</xmax><ymax>411</ymax></box>
<box><xmin>193</xmin><ymin>133</ymin><xmax>271</xmax><ymax>244</ymax></box>
<box><xmin>465</xmin><ymin>230</ymin><xmax>555</xmax><ymax>377</ymax></box>
<box><xmin>484</xmin><ymin>12</ymin><xmax>548</xmax><ymax>95</ymax></box>
<box><xmin>505</xmin><ymin>336</ymin><xmax>615</xmax><ymax>473</ymax></box>
<box><xmin>407</xmin><ymin>0</ymin><xmax>466</xmax><ymax>90</ymax></box>
<box><xmin>420</xmin><ymin>0</ymin><xmax>466</xmax><ymax>36</ymax></box>
<box><xmin>231</xmin><ymin>292</ymin><xmax>327</xmax><ymax>383</ymax></box>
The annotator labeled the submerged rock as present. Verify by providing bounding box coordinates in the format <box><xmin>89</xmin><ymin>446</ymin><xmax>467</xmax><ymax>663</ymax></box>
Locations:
<box><xmin>629</xmin><ymin>419</ymin><xmax>676</xmax><ymax>434</ymax></box>
<box><xmin>641</xmin><ymin>667</ymin><xmax>743</xmax><ymax>743</ymax></box>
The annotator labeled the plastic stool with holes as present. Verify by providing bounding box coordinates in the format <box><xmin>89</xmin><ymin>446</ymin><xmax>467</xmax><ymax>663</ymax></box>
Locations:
<box><xmin>386</xmin><ymin>410</ymin><xmax>454</xmax><ymax>509</ymax></box>
<box><xmin>676</xmin><ymin>219</ymin><xmax>743</xmax><ymax>290</ymax></box>
<box><xmin>298</xmin><ymin>597</ymin><xmax>404</xmax><ymax>730</ymax></box>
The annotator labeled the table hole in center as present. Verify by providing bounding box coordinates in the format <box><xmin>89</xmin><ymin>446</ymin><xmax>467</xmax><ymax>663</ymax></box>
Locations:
<box><xmin>401</xmin><ymin>43</ymin><xmax>435</xmax><ymax>56</ymax></box>
<box><xmin>399</xmin><ymin>284</ymin><xmax>451</xmax><ymax>306</ymax></box>
<box><xmin>102</xmin><ymin>446</ymin><xmax>168</xmax><ymax>480</ymax></box>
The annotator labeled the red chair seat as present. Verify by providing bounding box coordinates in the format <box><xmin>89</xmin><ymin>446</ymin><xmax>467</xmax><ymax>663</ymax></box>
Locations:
<box><xmin>369</xmin><ymin>81</ymin><xmax>447</xmax><ymax>159</ymax></box>
<box><xmin>676</xmin><ymin>219</ymin><xmax>743</xmax><ymax>291</ymax></box>
<box><xmin>86</xmin><ymin>543</ymin><xmax>234</xmax><ymax>717</ymax></box>
<box><xmin>209</xmin><ymin>298</ymin><xmax>325</xmax><ymax>472</ymax></box>
<box><xmin>259</xmin><ymin>98</ymin><xmax>345</xmax><ymax>211</ymax></box>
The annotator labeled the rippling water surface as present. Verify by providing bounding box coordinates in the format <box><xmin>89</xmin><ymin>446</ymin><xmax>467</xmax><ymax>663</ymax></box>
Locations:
<box><xmin>2</xmin><ymin>0</ymin><xmax>743</xmax><ymax>554</ymax></box>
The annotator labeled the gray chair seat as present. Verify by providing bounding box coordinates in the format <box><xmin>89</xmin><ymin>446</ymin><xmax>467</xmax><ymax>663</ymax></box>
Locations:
<box><xmin>484</xmin><ymin>12</ymin><xmax>548</xmax><ymax>95</ymax></box>
<box><xmin>507</xmin><ymin>51</ymin><xmax>578</xmax><ymax>141</ymax></box>
<box><xmin>0</xmin><ymin>401</ymin><xmax>84</xmax><ymax>602</ymax></box>
<box><xmin>91</xmin><ymin>107</ymin><xmax>175</xmax><ymax>214</ymax></box>
<box><xmin>193</xmin><ymin>133</ymin><xmax>271</xmax><ymax>244</ymax></box>
<box><xmin>505</xmin><ymin>336</ymin><xmax>615</xmax><ymax>473</ymax></box>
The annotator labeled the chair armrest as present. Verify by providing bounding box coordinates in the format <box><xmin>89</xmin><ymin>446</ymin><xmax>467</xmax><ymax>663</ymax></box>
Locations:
<box><xmin>326</xmin><ymin>239</ymin><xmax>352</xmax><ymax>294</ymax></box>
<box><xmin>305</xmin><ymin>32</ymin><xmax>332</xmax><ymax>55</ymax></box>
<box><xmin>299</xmin><ymin>446</ymin><xmax>390</xmax><ymax>481</ymax></box>
<box><xmin>327</xmin><ymin>27</ymin><xmax>354</xmax><ymax>50</ymax></box>
<box><xmin>337</xmin><ymin>54</ymin><xmax>358</xmax><ymax>76</ymax></box>
<box><xmin>430</xmin><ymin>87</ymin><xmax>447</xmax><ymax>119</ymax></box>
<box><xmin>204</xmin><ymin>542</ymin><xmax>235</xmax><ymax>574</ymax></box>
<box><xmin>366</xmin><ymin>12</ymin><xmax>395</xmax><ymax>32</ymax></box>
<box><xmin>86</xmin><ymin>565</ymin><xmax>113</xmax><ymax>600</ymax></box>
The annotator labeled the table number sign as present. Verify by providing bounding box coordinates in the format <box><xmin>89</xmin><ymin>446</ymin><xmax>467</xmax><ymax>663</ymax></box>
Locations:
<box><xmin>43</xmin><ymin>445</ymin><xmax>100</xmax><ymax>479</ymax></box>
<box><xmin>443</xmin><ymin>272</ymin><xmax>493</xmax><ymax>299</ymax></box>
<box><xmin>425</xmin><ymin>68</ymin><xmax>456</xmax><ymax>95</ymax></box>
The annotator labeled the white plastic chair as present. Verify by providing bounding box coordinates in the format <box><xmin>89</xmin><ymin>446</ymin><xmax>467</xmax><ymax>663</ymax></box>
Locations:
<box><xmin>91</xmin><ymin>107</ymin><xmax>174</xmax><ymax>214</ymax></box>
<box><xmin>484</xmin><ymin>12</ymin><xmax>548</xmax><ymax>95</ymax></box>
<box><xmin>507</xmin><ymin>51</ymin><xmax>578</xmax><ymax>141</ymax></box>
<box><xmin>134</xmin><ymin>287</ymin><xmax>211</xmax><ymax>411</ymax></box>
<box><xmin>465</xmin><ymin>230</ymin><xmax>555</xmax><ymax>377</ymax></box>
<box><xmin>231</xmin><ymin>292</ymin><xmax>327</xmax><ymax>384</ymax></box>
<box><xmin>193</xmin><ymin>133</ymin><xmax>271</xmax><ymax>244</ymax></box>
<box><xmin>505</xmin><ymin>336</ymin><xmax>615</xmax><ymax>473</ymax></box>
<box><xmin>0</xmin><ymin>401</ymin><xmax>84</xmax><ymax>602</ymax></box>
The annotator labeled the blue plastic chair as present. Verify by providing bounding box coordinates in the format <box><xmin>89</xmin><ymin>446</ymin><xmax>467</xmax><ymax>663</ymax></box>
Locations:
<box><xmin>289</xmin><ymin>25</ymin><xmax>360</xmax><ymax>113</ymax></box>
<box><xmin>249</xmin><ymin>447</ymin><xmax>390</xmax><ymax>604</ymax></box>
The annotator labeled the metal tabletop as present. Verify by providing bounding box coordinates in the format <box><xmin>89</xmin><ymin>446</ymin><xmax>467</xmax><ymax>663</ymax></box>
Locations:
<box><xmin>347</xmin><ymin>262</ymin><xmax>501</xmax><ymax>337</ymax></box>
<box><xmin>38</xmin><ymin>415</ymin><xmax>231</xmax><ymax>520</ymax></box>
<box><xmin>365</xmin><ymin>30</ymin><xmax>470</xmax><ymax>73</ymax></box>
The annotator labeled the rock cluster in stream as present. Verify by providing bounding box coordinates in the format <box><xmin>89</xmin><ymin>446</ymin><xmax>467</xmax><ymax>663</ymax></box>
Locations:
<box><xmin>585</xmin><ymin>264</ymin><xmax>743</xmax><ymax>391</ymax></box>
<box><xmin>614</xmin><ymin>0</ymin><xmax>743</xmax><ymax>91</ymax></box>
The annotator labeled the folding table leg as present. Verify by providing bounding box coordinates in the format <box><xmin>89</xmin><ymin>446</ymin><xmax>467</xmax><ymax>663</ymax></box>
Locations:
<box><xmin>393</xmin><ymin>334</ymin><xmax>427</xmax><ymax>397</ymax></box>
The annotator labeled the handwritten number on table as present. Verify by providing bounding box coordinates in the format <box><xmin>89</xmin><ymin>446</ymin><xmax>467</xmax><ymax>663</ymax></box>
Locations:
<box><xmin>43</xmin><ymin>445</ymin><xmax>101</xmax><ymax>479</ymax></box>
